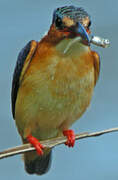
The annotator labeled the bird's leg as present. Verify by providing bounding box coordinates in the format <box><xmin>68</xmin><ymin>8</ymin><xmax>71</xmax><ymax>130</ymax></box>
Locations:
<box><xmin>27</xmin><ymin>135</ymin><xmax>44</xmax><ymax>155</ymax></box>
<box><xmin>63</xmin><ymin>129</ymin><xmax>75</xmax><ymax>147</ymax></box>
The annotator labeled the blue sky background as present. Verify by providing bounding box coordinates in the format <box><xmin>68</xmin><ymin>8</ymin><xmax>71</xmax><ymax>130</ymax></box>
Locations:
<box><xmin>0</xmin><ymin>0</ymin><xmax>118</xmax><ymax>179</ymax></box>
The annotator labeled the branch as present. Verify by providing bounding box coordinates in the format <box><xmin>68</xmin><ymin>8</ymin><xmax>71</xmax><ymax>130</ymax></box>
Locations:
<box><xmin>0</xmin><ymin>127</ymin><xmax>118</xmax><ymax>160</ymax></box>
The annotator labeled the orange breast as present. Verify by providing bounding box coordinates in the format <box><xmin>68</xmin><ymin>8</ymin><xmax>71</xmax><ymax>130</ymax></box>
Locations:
<box><xmin>15</xmin><ymin>42</ymin><xmax>95</xmax><ymax>140</ymax></box>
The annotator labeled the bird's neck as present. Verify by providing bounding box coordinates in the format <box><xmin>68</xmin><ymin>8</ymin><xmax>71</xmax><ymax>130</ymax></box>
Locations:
<box><xmin>40</xmin><ymin>25</ymin><xmax>90</xmax><ymax>57</ymax></box>
<box><xmin>55</xmin><ymin>37</ymin><xmax>90</xmax><ymax>57</ymax></box>
<box><xmin>40</xmin><ymin>25</ymin><xmax>65</xmax><ymax>45</ymax></box>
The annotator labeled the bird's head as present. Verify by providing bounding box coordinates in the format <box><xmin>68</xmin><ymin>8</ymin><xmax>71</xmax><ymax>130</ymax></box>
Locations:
<box><xmin>48</xmin><ymin>6</ymin><xmax>91</xmax><ymax>46</ymax></box>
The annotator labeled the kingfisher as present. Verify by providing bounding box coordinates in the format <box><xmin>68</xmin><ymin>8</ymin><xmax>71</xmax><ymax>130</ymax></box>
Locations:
<box><xmin>11</xmin><ymin>6</ymin><xmax>100</xmax><ymax>175</ymax></box>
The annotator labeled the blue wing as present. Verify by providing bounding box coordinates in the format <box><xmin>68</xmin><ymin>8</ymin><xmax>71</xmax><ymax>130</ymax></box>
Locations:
<box><xmin>11</xmin><ymin>40</ymin><xmax>38</xmax><ymax>118</ymax></box>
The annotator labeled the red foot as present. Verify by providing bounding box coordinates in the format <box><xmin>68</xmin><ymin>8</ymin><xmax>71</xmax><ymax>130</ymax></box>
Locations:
<box><xmin>27</xmin><ymin>135</ymin><xmax>44</xmax><ymax>155</ymax></box>
<box><xmin>63</xmin><ymin>129</ymin><xmax>75</xmax><ymax>147</ymax></box>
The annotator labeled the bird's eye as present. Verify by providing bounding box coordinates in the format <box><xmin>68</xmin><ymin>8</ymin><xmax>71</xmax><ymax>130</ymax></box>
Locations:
<box><xmin>55</xmin><ymin>17</ymin><xmax>63</xmax><ymax>29</ymax></box>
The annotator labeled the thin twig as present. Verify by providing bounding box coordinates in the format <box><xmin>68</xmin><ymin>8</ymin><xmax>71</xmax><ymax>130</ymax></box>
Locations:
<box><xmin>0</xmin><ymin>127</ymin><xmax>118</xmax><ymax>160</ymax></box>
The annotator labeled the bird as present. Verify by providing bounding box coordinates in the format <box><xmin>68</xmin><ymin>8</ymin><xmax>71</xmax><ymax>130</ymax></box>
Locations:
<box><xmin>11</xmin><ymin>6</ymin><xmax>100</xmax><ymax>175</ymax></box>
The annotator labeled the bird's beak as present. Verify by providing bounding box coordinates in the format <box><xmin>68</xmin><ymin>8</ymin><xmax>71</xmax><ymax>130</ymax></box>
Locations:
<box><xmin>77</xmin><ymin>22</ymin><xmax>90</xmax><ymax>46</ymax></box>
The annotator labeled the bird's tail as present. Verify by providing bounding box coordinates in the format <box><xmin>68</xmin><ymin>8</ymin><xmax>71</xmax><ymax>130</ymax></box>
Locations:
<box><xmin>23</xmin><ymin>149</ymin><xmax>52</xmax><ymax>175</ymax></box>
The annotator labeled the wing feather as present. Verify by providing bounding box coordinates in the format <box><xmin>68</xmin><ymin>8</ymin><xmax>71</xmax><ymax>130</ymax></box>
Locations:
<box><xmin>92</xmin><ymin>51</ymin><xmax>100</xmax><ymax>86</ymax></box>
<box><xmin>11</xmin><ymin>40</ymin><xmax>38</xmax><ymax>118</ymax></box>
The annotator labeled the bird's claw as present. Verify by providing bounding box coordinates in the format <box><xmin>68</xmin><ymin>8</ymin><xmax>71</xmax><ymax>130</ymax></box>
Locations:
<box><xmin>63</xmin><ymin>129</ymin><xmax>75</xmax><ymax>147</ymax></box>
<box><xmin>27</xmin><ymin>135</ymin><xmax>44</xmax><ymax>155</ymax></box>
